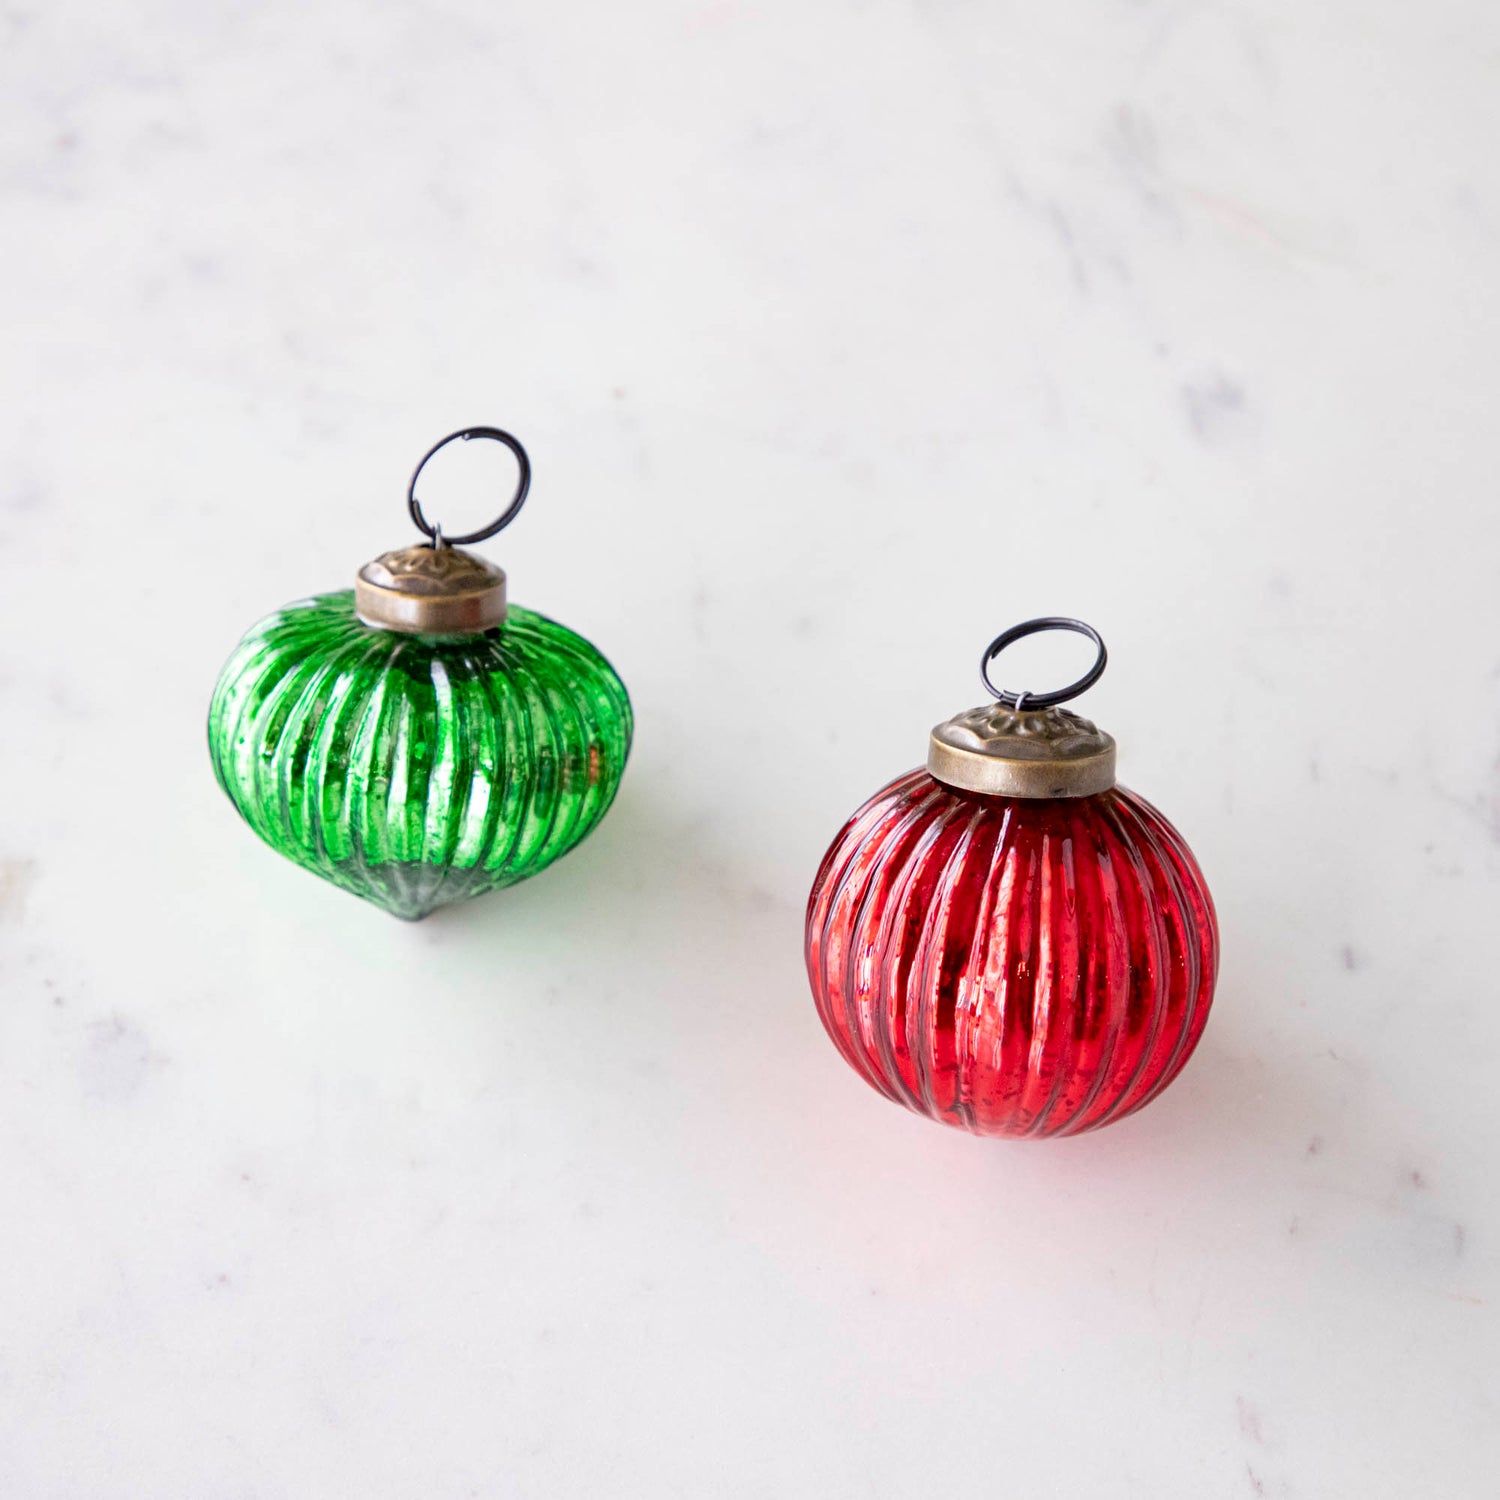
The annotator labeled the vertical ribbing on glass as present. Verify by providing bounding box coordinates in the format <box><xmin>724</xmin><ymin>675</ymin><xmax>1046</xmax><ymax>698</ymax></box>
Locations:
<box><xmin>209</xmin><ymin>591</ymin><xmax>632</xmax><ymax>919</ymax></box>
<box><xmin>805</xmin><ymin>770</ymin><xmax>1217</xmax><ymax>1138</ymax></box>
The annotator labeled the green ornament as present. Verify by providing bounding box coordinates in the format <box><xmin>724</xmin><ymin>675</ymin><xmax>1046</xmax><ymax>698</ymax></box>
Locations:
<box><xmin>208</xmin><ymin>428</ymin><xmax>632</xmax><ymax>919</ymax></box>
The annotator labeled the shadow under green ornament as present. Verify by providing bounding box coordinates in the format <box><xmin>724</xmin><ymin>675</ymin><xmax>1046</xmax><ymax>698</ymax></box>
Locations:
<box><xmin>208</xmin><ymin>427</ymin><xmax>632</xmax><ymax>919</ymax></box>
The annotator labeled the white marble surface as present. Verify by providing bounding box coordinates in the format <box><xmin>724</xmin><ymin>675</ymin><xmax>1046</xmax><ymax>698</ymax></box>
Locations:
<box><xmin>2</xmin><ymin>1</ymin><xmax>1497</xmax><ymax>1494</ymax></box>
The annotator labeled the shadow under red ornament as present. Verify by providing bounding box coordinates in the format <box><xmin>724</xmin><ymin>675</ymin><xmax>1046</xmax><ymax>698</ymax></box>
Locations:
<box><xmin>804</xmin><ymin>618</ymin><xmax>1218</xmax><ymax>1139</ymax></box>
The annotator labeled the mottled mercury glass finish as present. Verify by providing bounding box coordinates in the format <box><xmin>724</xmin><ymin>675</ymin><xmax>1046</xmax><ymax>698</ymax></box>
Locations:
<box><xmin>209</xmin><ymin>590</ymin><xmax>632</xmax><ymax>919</ymax></box>
<box><xmin>806</xmin><ymin>769</ymin><xmax>1217</xmax><ymax>1138</ymax></box>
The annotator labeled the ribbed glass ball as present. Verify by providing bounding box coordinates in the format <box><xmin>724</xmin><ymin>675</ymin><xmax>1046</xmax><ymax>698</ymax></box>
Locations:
<box><xmin>209</xmin><ymin>590</ymin><xmax>632</xmax><ymax>919</ymax></box>
<box><xmin>805</xmin><ymin>769</ymin><xmax>1217</xmax><ymax>1138</ymax></box>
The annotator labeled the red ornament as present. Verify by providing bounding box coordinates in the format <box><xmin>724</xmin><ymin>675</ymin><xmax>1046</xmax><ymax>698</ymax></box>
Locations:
<box><xmin>805</xmin><ymin>619</ymin><xmax>1218</xmax><ymax>1139</ymax></box>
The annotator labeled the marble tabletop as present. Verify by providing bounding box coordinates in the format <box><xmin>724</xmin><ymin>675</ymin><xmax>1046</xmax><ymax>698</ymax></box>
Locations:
<box><xmin>1</xmin><ymin>1</ymin><xmax>1496</xmax><ymax>1494</ymax></box>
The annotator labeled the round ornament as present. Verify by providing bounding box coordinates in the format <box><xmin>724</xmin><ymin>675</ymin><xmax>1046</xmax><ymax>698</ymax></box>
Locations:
<box><xmin>805</xmin><ymin>618</ymin><xmax>1217</xmax><ymax>1138</ymax></box>
<box><xmin>208</xmin><ymin>427</ymin><xmax>632</xmax><ymax>920</ymax></box>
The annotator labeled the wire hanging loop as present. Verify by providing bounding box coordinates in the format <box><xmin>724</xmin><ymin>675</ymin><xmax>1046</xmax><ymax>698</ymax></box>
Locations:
<box><xmin>980</xmin><ymin>617</ymin><xmax>1108</xmax><ymax>710</ymax></box>
<box><xmin>407</xmin><ymin>427</ymin><xmax>532</xmax><ymax>549</ymax></box>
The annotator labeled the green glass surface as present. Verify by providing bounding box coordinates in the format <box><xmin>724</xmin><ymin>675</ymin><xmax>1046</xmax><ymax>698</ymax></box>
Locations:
<box><xmin>208</xmin><ymin>590</ymin><xmax>632</xmax><ymax>919</ymax></box>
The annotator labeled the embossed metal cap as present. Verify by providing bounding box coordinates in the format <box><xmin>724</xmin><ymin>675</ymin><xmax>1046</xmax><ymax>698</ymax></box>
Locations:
<box><xmin>354</xmin><ymin>425</ymin><xmax>532</xmax><ymax>637</ymax></box>
<box><xmin>356</xmin><ymin>544</ymin><xmax>506</xmax><ymax>635</ymax></box>
<box><xmin>926</xmin><ymin>617</ymin><xmax>1116</xmax><ymax>798</ymax></box>
<box><xmin>928</xmin><ymin>702</ymin><xmax>1116</xmax><ymax>797</ymax></box>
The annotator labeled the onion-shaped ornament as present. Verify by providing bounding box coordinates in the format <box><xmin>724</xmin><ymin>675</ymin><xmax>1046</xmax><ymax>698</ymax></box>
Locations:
<box><xmin>805</xmin><ymin>618</ymin><xmax>1217</xmax><ymax>1138</ymax></box>
<box><xmin>209</xmin><ymin>428</ymin><xmax>632</xmax><ymax>920</ymax></box>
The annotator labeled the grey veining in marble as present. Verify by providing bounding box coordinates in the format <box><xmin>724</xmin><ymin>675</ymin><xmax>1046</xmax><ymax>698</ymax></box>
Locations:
<box><xmin>0</xmin><ymin>1</ymin><xmax>1496</xmax><ymax>1495</ymax></box>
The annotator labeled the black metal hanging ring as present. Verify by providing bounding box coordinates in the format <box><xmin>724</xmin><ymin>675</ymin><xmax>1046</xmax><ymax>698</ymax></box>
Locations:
<box><xmin>980</xmin><ymin>617</ymin><xmax>1107</xmax><ymax>710</ymax></box>
<box><xmin>407</xmin><ymin>427</ymin><xmax>531</xmax><ymax>548</ymax></box>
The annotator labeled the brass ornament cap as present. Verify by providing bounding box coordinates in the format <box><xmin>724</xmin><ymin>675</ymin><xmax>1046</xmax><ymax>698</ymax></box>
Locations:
<box><xmin>927</xmin><ymin>702</ymin><xmax>1117</xmax><ymax>798</ymax></box>
<box><xmin>355</xmin><ymin>543</ymin><xmax>506</xmax><ymax>636</ymax></box>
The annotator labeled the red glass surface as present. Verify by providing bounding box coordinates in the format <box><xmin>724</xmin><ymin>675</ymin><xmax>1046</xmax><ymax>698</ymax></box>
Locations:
<box><xmin>805</xmin><ymin>770</ymin><xmax>1218</xmax><ymax>1138</ymax></box>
